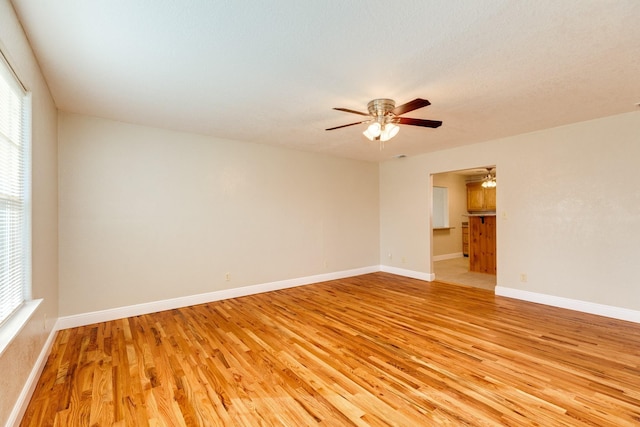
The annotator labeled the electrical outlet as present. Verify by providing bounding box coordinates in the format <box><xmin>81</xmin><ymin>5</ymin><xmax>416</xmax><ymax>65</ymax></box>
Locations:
<box><xmin>520</xmin><ymin>273</ymin><xmax>527</xmax><ymax>283</ymax></box>
<box><xmin>225</xmin><ymin>273</ymin><xmax>231</xmax><ymax>281</ymax></box>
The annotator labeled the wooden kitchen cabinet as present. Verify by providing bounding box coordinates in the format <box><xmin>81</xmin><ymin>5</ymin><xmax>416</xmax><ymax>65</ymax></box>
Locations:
<box><xmin>469</xmin><ymin>215</ymin><xmax>496</xmax><ymax>275</ymax></box>
<box><xmin>467</xmin><ymin>182</ymin><xmax>496</xmax><ymax>212</ymax></box>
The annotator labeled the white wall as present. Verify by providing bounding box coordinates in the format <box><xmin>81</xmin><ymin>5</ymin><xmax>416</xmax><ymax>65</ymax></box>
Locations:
<box><xmin>0</xmin><ymin>1</ymin><xmax>58</xmax><ymax>425</ymax></box>
<box><xmin>381</xmin><ymin>112</ymin><xmax>640</xmax><ymax>312</ymax></box>
<box><xmin>58</xmin><ymin>112</ymin><xmax>380</xmax><ymax>316</ymax></box>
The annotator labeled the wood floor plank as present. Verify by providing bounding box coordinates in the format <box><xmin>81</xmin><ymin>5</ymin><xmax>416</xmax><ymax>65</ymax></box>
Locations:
<box><xmin>20</xmin><ymin>272</ymin><xmax>640</xmax><ymax>426</ymax></box>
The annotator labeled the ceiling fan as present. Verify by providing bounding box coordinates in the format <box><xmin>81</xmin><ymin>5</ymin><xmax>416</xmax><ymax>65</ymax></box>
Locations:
<box><xmin>326</xmin><ymin>98</ymin><xmax>442</xmax><ymax>143</ymax></box>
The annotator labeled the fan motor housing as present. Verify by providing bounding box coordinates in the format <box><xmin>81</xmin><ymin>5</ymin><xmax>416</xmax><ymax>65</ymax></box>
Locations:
<box><xmin>367</xmin><ymin>99</ymin><xmax>396</xmax><ymax>117</ymax></box>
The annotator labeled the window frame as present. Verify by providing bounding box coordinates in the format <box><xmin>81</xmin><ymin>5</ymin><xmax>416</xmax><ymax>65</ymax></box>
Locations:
<box><xmin>0</xmin><ymin>48</ymin><xmax>38</xmax><ymax>356</ymax></box>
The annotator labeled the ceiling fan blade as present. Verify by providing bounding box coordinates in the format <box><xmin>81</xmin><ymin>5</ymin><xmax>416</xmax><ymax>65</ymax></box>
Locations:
<box><xmin>397</xmin><ymin>117</ymin><xmax>442</xmax><ymax>128</ymax></box>
<box><xmin>325</xmin><ymin>121</ymin><xmax>367</xmax><ymax>131</ymax></box>
<box><xmin>333</xmin><ymin>107</ymin><xmax>370</xmax><ymax>117</ymax></box>
<box><xmin>393</xmin><ymin>98</ymin><xmax>431</xmax><ymax>116</ymax></box>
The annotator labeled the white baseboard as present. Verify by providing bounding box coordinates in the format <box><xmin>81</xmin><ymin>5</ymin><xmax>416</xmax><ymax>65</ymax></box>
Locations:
<box><xmin>379</xmin><ymin>265</ymin><xmax>435</xmax><ymax>282</ymax></box>
<box><xmin>495</xmin><ymin>286</ymin><xmax>640</xmax><ymax>324</ymax></box>
<box><xmin>56</xmin><ymin>268</ymin><xmax>640</xmax><ymax>330</ymax></box>
<box><xmin>6</xmin><ymin>325</ymin><xmax>58</xmax><ymax>427</ymax></box>
<box><xmin>432</xmin><ymin>252</ymin><xmax>464</xmax><ymax>262</ymax></box>
<box><xmin>56</xmin><ymin>266</ymin><xmax>379</xmax><ymax>330</ymax></box>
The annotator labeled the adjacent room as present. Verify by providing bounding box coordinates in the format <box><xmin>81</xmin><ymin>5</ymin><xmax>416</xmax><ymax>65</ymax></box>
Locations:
<box><xmin>432</xmin><ymin>168</ymin><xmax>498</xmax><ymax>291</ymax></box>
<box><xmin>1</xmin><ymin>1</ymin><xmax>640</xmax><ymax>425</ymax></box>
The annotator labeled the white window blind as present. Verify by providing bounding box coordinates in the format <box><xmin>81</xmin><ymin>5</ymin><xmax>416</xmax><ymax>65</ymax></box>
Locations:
<box><xmin>0</xmin><ymin>53</ymin><xmax>31</xmax><ymax>327</ymax></box>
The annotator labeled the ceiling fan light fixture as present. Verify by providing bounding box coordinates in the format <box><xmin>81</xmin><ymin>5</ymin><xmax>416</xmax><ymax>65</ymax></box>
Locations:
<box><xmin>363</xmin><ymin>122</ymin><xmax>381</xmax><ymax>140</ymax></box>
<box><xmin>327</xmin><ymin>98</ymin><xmax>441</xmax><ymax>148</ymax></box>
<box><xmin>367</xmin><ymin>122</ymin><xmax>382</xmax><ymax>137</ymax></box>
<box><xmin>380</xmin><ymin>123</ymin><xmax>399</xmax><ymax>142</ymax></box>
<box><xmin>481</xmin><ymin>168</ymin><xmax>496</xmax><ymax>188</ymax></box>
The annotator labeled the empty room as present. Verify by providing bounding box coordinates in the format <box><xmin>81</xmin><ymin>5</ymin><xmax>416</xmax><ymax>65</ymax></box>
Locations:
<box><xmin>1</xmin><ymin>1</ymin><xmax>640</xmax><ymax>426</ymax></box>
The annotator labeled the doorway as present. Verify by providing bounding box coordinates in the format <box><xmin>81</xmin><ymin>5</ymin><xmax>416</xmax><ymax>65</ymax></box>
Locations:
<box><xmin>431</xmin><ymin>167</ymin><xmax>497</xmax><ymax>291</ymax></box>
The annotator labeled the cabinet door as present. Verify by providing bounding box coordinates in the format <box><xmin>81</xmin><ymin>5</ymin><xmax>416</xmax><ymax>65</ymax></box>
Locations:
<box><xmin>484</xmin><ymin>187</ymin><xmax>496</xmax><ymax>211</ymax></box>
<box><xmin>466</xmin><ymin>182</ymin><xmax>485</xmax><ymax>211</ymax></box>
<box><xmin>467</xmin><ymin>182</ymin><xmax>496</xmax><ymax>212</ymax></box>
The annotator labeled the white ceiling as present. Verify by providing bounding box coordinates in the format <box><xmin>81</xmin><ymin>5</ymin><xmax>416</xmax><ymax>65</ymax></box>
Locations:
<box><xmin>11</xmin><ymin>0</ymin><xmax>640</xmax><ymax>162</ymax></box>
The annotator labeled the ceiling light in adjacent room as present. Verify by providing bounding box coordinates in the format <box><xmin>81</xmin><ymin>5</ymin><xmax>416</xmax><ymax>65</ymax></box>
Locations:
<box><xmin>481</xmin><ymin>168</ymin><xmax>496</xmax><ymax>188</ymax></box>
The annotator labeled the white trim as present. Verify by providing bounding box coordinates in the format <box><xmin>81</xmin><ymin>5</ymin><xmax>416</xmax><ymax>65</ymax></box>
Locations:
<box><xmin>379</xmin><ymin>265</ymin><xmax>434</xmax><ymax>282</ymax></box>
<box><xmin>56</xmin><ymin>266</ymin><xmax>379</xmax><ymax>330</ymax></box>
<box><xmin>5</xmin><ymin>323</ymin><xmax>57</xmax><ymax>427</ymax></box>
<box><xmin>0</xmin><ymin>299</ymin><xmax>42</xmax><ymax>357</ymax></box>
<box><xmin>495</xmin><ymin>286</ymin><xmax>640</xmax><ymax>324</ymax></box>
<box><xmin>432</xmin><ymin>252</ymin><xmax>464</xmax><ymax>262</ymax></box>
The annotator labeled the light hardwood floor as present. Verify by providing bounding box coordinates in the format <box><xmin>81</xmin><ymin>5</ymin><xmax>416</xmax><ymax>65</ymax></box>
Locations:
<box><xmin>21</xmin><ymin>273</ymin><xmax>640</xmax><ymax>426</ymax></box>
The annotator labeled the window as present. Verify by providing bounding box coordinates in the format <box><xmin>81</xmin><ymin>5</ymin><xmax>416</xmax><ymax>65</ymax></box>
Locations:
<box><xmin>432</xmin><ymin>186</ymin><xmax>449</xmax><ymax>228</ymax></box>
<box><xmin>0</xmin><ymin>52</ymin><xmax>31</xmax><ymax>327</ymax></box>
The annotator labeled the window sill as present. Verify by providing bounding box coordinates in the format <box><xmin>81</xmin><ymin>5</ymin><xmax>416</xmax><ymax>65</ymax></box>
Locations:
<box><xmin>0</xmin><ymin>299</ymin><xmax>42</xmax><ymax>357</ymax></box>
